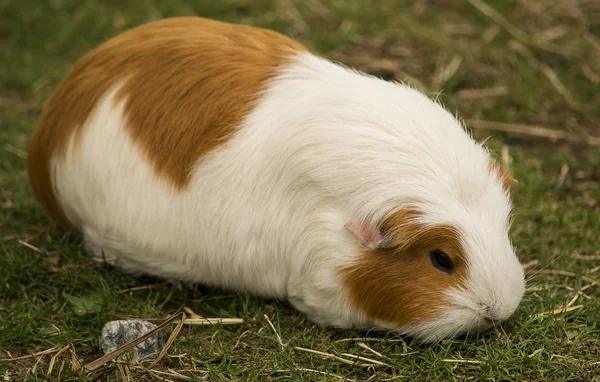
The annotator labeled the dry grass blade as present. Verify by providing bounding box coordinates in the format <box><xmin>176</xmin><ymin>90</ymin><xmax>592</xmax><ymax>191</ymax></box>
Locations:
<box><xmin>148</xmin><ymin>312</ymin><xmax>186</xmax><ymax>369</ymax></box>
<box><xmin>277</xmin><ymin>368</ymin><xmax>345</xmax><ymax>380</ymax></box>
<box><xmin>431</xmin><ymin>55</ymin><xmax>462</xmax><ymax>90</ymax></box>
<box><xmin>56</xmin><ymin>360</ymin><xmax>66</xmax><ymax>381</ymax></box>
<box><xmin>538</xmin><ymin>64</ymin><xmax>584</xmax><ymax>111</ymax></box>
<box><xmin>501</xmin><ymin>145</ymin><xmax>510</xmax><ymax>169</ymax></box>
<box><xmin>183</xmin><ymin>307</ymin><xmax>202</xmax><ymax>318</ymax></box>
<box><xmin>582</xmin><ymin>64</ymin><xmax>600</xmax><ymax>84</ymax></box>
<box><xmin>357</xmin><ymin>342</ymin><xmax>388</xmax><ymax>360</ymax></box>
<box><xmin>557</xmin><ymin>164</ymin><xmax>569</xmax><ymax>188</ymax></box>
<box><xmin>467</xmin><ymin>0</ymin><xmax>570</xmax><ymax>57</ymax></box>
<box><xmin>264</xmin><ymin>314</ymin><xmax>286</xmax><ymax>348</ymax></box>
<box><xmin>164</xmin><ymin>368</ymin><xmax>194</xmax><ymax>379</ymax></box>
<box><xmin>31</xmin><ymin>354</ymin><xmax>46</xmax><ymax>375</ymax></box>
<box><xmin>4</xmin><ymin>143</ymin><xmax>27</xmax><ymax>159</ymax></box>
<box><xmin>571</xmin><ymin>254</ymin><xmax>600</xmax><ymax>261</ymax></box>
<box><xmin>119</xmin><ymin>284</ymin><xmax>165</xmax><ymax>293</ymax></box>
<box><xmin>442</xmin><ymin>358</ymin><xmax>484</xmax><ymax>364</ymax></box>
<box><xmin>17</xmin><ymin>239</ymin><xmax>43</xmax><ymax>253</ymax></box>
<box><xmin>0</xmin><ymin>345</ymin><xmax>60</xmax><ymax>362</ymax></box>
<box><xmin>481</xmin><ymin>24</ymin><xmax>500</xmax><ymax>43</ymax></box>
<box><xmin>294</xmin><ymin>346</ymin><xmax>369</xmax><ymax>366</ymax></box>
<box><xmin>70</xmin><ymin>347</ymin><xmax>82</xmax><ymax>373</ymax></box>
<box><xmin>457</xmin><ymin>86</ymin><xmax>509</xmax><ymax>99</ymax></box>
<box><xmin>465</xmin><ymin>119</ymin><xmax>600</xmax><ymax>146</ymax></box>
<box><xmin>509</xmin><ymin>40</ymin><xmax>586</xmax><ymax>113</ymax></box>
<box><xmin>0</xmin><ymin>96</ymin><xmax>40</xmax><ymax>111</ymax></box>
<box><xmin>532</xmin><ymin>269</ymin><xmax>599</xmax><ymax>286</ymax></box>
<box><xmin>84</xmin><ymin>312</ymin><xmax>185</xmax><ymax>372</ymax></box>
<box><xmin>587</xmin><ymin>265</ymin><xmax>600</xmax><ymax>274</ymax></box>
<box><xmin>116</xmin><ymin>362</ymin><xmax>130</xmax><ymax>382</ymax></box>
<box><xmin>335</xmin><ymin>337</ymin><xmax>405</xmax><ymax>343</ymax></box>
<box><xmin>47</xmin><ymin>344</ymin><xmax>72</xmax><ymax>376</ymax></box>
<box><xmin>584</xmin><ymin>32</ymin><xmax>600</xmax><ymax>54</ymax></box>
<box><xmin>566</xmin><ymin>294</ymin><xmax>579</xmax><ymax>308</ymax></box>
<box><xmin>522</xmin><ymin>259</ymin><xmax>540</xmax><ymax>270</ymax></box>
<box><xmin>340</xmin><ymin>353</ymin><xmax>391</xmax><ymax>366</ymax></box>
<box><xmin>396</xmin><ymin>70</ymin><xmax>428</xmax><ymax>93</ymax></box>
<box><xmin>551</xmin><ymin>305</ymin><xmax>583</xmax><ymax>315</ymax></box>
<box><xmin>402</xmin><ymin>18</ymin><xmax>454</xmax><ymax>46</ymax></box>
<box><xmin>141</xmin><ymin>367</ymin><xmax>190</xmax><ymax>380</ymax></box>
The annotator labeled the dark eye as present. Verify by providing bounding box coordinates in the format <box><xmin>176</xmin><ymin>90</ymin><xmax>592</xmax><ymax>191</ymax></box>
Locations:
<box><xmin>429</xmin><ymin>250</ymin><xmax>455</xmax><ymax>274</ymax></box>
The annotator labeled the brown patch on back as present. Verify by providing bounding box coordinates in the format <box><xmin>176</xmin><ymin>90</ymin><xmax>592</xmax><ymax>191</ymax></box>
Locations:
<box><xmin>339</xmin><ymin>207</ymin><xmax>468</xmax><ymax>328</ymax></box>
<box><xmin>488</xmin><ymin>158</ymin><xmax>515</xmax><ymax>192</ymax></box>
<box><xmin>27</xmin><ymin>17</ymin><xmax>306</xmax><ymax>227</ymax></box>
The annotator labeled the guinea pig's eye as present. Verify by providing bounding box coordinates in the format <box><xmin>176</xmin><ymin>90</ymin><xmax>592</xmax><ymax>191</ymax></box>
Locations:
<box><xmin>429</xmin><ymin>250</ymin><xmax>455</xmax><ymax>274</ymax></box>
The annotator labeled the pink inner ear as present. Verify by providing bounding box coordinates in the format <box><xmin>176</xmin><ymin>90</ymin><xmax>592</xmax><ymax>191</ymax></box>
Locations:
<box><xmin>345</xmin><ymin>219</ymin><xmax>383</xmax><ymax>249</ymax></box>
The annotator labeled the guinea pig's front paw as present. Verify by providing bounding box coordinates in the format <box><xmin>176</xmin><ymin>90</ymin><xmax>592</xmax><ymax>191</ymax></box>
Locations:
<box><xmin>287</xmin><ymin>293</ymin><xmax>372</xmax><ymax>330</ymax></box>
<box><xmin>288</xmin><ymin>296</ymin><xmax>332</xmax><ymax>327</ymax></box>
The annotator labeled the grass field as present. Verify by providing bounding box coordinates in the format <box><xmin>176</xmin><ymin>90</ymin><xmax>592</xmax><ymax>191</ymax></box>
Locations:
<box><xmin>1</xmin><ymin>0</ymin><xmax>599</xmax><ymax>380</ymax></box>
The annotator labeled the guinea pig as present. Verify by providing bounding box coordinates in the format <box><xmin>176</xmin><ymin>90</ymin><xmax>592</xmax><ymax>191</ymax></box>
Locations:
<box><xmin>27</xmin><ymin>16</ymin><xmax>525</xmax><ymax>342</ymax></box>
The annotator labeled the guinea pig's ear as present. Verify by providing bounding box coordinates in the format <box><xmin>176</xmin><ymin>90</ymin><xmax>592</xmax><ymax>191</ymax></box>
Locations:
<box><xmin>345</xmin><ymin>219</ymin><xmax>396</xmax><ymax>249</ymax></box>
<box><xmin>489</xmin><ymin>158</ymin><xmax>516</xmax><ymax>192</ymax></box>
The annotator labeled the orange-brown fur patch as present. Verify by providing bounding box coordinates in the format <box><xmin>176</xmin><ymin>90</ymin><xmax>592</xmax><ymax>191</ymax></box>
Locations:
<box><xmin>27</xmin><ymin>17</ymin><xmax>306</xmax><ymax>227</ymax></box>
<box><xmin>488</xmin><ymin>158</ymin><xmax>515</xmax><ymax>192</ymax></box>
<box><xmin>339</xmin><ymin>208</ymin><xmax>468</xmax><ymax>328</ymax></box>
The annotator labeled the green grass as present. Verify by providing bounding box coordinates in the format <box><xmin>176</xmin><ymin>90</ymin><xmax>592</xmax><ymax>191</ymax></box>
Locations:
<box><xmin>1</xmin><ymin>0</ymin><xmax>599</xmax><ymax>380</ymax></box>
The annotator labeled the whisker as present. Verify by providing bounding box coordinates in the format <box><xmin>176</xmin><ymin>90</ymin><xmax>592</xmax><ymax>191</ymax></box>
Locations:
<box><xmin>525</xmin><ymin>244</ymin><xmax>578</xmax><ymax>282</ymax></box>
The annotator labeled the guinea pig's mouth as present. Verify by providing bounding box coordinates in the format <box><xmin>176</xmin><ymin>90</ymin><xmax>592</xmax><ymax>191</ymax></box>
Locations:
<box><xmin>450</xmin><ymin>305</ymin><xmax>504</xmax><ymax>338</ymax></box>
<box><xmin>477</xmin><ymin>318</ymin><xmax>497</xmax><ymax>332</ymax></box>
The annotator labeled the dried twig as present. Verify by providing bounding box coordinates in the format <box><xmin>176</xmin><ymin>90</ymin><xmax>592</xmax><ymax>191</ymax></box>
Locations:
<box><xmin>183</xmin><ymin>318</ymin><xmax>244</xmax><ymax>325</ymax></box>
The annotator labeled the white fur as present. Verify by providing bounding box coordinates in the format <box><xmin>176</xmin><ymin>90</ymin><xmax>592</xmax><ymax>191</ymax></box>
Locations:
<box><xmin>51</xmin><ymin>51</ymin><xmax>525</xmax><ymax>342</ymax></box>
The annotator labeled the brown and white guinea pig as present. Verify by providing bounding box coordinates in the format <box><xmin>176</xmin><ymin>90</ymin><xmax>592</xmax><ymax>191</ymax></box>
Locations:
<box><xmin>27</xmin><ymin>17</ymin><xmax>525</xmax><ymax>342</ymax></box>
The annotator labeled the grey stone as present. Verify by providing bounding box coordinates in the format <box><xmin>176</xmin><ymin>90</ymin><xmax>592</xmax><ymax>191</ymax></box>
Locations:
<box><xmin>99</xmin><ymin>320</ymin><xmax>164</xmax><ymax>363</ymax></box>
